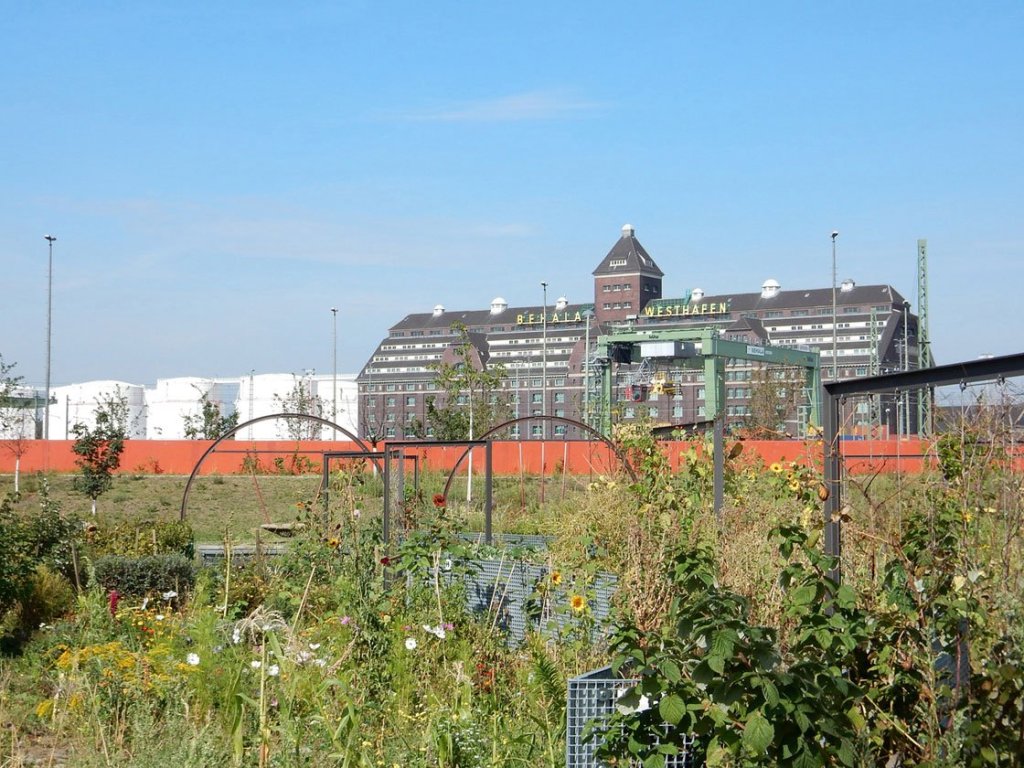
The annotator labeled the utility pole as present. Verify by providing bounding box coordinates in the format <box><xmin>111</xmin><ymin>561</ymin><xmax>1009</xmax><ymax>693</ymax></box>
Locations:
<box><xmin>43</xmin><ymin>235</ymin><xmax>56</xmax><ymax>439</ymax></box>
<box><xmin>830</xmin><ymin>230</ymin><xmax>839</xmax><ymax>381</ymax></box>
<box><xmin>331</xmin><ymin>307</ymin><xmax>338</xmax><ymax>439</ymax></box>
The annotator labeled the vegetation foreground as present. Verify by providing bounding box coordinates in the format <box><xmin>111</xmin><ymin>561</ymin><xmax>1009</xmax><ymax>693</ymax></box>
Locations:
<box><xmin>1</xmin><ymin>425</ymin><xmax>1022</xmax><ymax>767</ymax></box>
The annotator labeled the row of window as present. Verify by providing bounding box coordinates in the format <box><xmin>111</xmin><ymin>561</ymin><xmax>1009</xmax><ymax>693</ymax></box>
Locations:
<box><xmin>601</xmin><ymin>283</ymin><xmax>633</xmax><ymax>292</ymax></box>
<box><xmin>602</xmin><ymin>301</ymin><xmax>633</xmax><ymax>310</ymax></box>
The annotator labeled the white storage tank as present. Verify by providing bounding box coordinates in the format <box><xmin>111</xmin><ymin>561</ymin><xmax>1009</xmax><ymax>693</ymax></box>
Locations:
<box><xmin>50</xmin><ymin>380</ymin><xmax>147</xmax><ymax>440</ymax></box>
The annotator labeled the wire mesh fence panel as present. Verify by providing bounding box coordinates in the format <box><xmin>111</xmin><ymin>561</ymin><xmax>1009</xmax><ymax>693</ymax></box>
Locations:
<box><xmin>566</xmin><ymin>666</ymin><xmax>698</xmax><ymax>768</ymax></box>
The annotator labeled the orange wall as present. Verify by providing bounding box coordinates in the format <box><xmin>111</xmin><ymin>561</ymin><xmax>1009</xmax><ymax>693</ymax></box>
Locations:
<box><xmin>0</xmin><ymin>438</ymin><xmax>939</xmax><ymax>477</ymax></box>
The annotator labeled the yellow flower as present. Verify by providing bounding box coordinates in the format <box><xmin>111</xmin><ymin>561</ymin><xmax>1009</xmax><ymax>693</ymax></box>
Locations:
<box><xmin>770</xmin><ymin>462</ymin><xmax>784</xmax><ymax>473</ymax></box>
<box><xmin>550</xmin><ymin>570</ymin><xmax>562</xmax><ymax>586</ymax></box>
<box><xmin>570</xmin><ymin>594</ymin><xmax>587</xmax><ymax>613</ymax></box>
<box><xmin>788</xmin><ymin>480</ymin><xmax>801</xmax><ymax>492</ymax></box>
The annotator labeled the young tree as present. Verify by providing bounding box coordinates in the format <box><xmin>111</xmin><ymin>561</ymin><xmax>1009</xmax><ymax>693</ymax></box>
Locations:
<box><xmin>745</xmin><ymin>364</ymin><xmax>807</xmax><ymax>438</ymax></box>
<box><xmin>71</xmin><ymin>389</ymin><xmax>130</xmax><ymax>515</ymax></box>
<box><xmin>415</xmin><ymin>323</ymin><xmax>511</xmax><ymax>441</ymax></box>
<box><xmin>0</xmin><ymin>354</ymin><xmax>33</xmax><ymax>492</ymax></box>
<box><xmin>273</xmin><ymin>375</ymin><xmax>326</xmax><ymax>440</ymax></box>
<box><xmin>182</xmin><ymin>387</ymin><xmax>239</xmax><ymax>440</ymax></box>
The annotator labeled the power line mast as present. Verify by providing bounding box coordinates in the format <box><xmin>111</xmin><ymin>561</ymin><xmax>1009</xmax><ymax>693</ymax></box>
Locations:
<box><xmin>917</xmin><ymin>239</ymin><xmax>933</xmax><ymax>436</ymax></box>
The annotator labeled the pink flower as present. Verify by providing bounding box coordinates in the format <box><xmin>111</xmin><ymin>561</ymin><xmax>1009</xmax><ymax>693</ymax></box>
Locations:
<box><xmin>108</xmin><ymin>590</ymin><xmax>120</xmax><ymax>617</ymax></box>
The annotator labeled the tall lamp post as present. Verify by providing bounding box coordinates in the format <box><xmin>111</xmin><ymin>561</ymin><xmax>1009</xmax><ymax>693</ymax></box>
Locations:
<box><xmin>830</xmin><ymin>230</ymin><xmax>839</xmax><ymax>381</ymax></box>
<box><xmin>43</xmin><ymin>235</ymin><xmax>56</xmax><ymax>439</ymax></box>
<box><xmin>331</xmin><ymin>307</ymin><xmax>338</xmax><ymax>439</ymax></box>
<box><xmin>540</xmin><ymin>281</ymin><xmax>548</xmax><ymax>440</ymax></box>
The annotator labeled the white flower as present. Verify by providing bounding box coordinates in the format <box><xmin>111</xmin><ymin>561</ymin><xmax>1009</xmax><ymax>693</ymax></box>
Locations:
<box><xmin>267</xmin><ymin>664</ymin><xmax>280</xmax><ymax>677</ymax></box>
<box><xmin>232</xmin><ymin>628</ymin><xmax>242</xmax><ymax>645</ymax></box>
<box><xmin>423</xmin><ymin>624</ymin><xmax>446</xmax><ymax>639</ymax></box>
<box><xmin>314</xmin><ymin>658</ymin><xmax>327</xmax><ymax>668</ymax></box>
<box><xmin>162</xmin><ymin>590</ymin><xmax>178</xmax><ymax>600</ymax></box>
<box><xmin>250</xmin><ymin>660</ymin><xmax>262</xmax><ymax>670</ymax></box>
<box><xmin>309</xmin><ymin>643</ymin><xmax>321</xmax><ymax>651</ymax></box>
<box><xmin>155</xmin><ymin>614</ymin><xmax>165</xmax><ymax>621</ymax></box>
<box><xmin>186</xmin><ymin>653</ymin><xmax>200</xmax><ymax>666</ymax></box>
<box><xmin>404</xmin><ymin>637</ymin><xmax>418</xmax><ymax>651</ymax></box>
<box><xmin>352</xmin><ymin>508</ymin><xmax>361</xmax><ymax>519</ymax></box>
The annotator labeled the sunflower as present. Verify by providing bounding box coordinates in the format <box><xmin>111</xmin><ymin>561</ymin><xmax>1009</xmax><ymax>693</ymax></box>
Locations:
<box><xmin>327</xmin><ymin>537</ymin><xmax>340</xmax><ymax>549</ymax></box>
<box><xmin>550</xmin><ymin>570</ymin><xmax>563</xmax><ymax>586</ymax></box>
<box><xmin>770</xmin><ymin>462</ymin><xmax>784</xmax><ymax>473</ymax></box>
<box><xmin>788</xmin><ymin>480</ymin><xmax>801</xmax><ymax>493</ymax></box>
<box><xmin>569</xmin><ymin>594</ymin><xmax>587</xmax><ymax>613</ymax></box>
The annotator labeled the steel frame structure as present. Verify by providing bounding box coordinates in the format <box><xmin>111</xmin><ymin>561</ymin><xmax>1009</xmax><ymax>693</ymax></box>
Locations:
<box><xmin>598</xmin><ymin>328</ymin><xmax>822</xmax><ymax>515</ymax></box>
<box><xmin>822</xmin><ymin>351</ymin><xmax>1024</xmax><ymax>582</ymax></box>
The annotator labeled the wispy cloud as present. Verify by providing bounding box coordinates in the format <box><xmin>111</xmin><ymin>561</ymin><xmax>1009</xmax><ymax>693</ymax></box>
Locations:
<box><xmin>396</xmin><ymin>89</ymin><xmax>604</xmax><ymax>123</ymax></box>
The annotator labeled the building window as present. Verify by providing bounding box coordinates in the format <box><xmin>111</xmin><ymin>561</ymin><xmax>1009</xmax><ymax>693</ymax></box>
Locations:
<box><xmin>531</xmin><ymin>393</ymin><xmax>542</xmax><ymax>404</ymax></box>
<box><xmin>386</xmin><ymin>397</ymin><xmax>396</xmax><ymax>407</ymax></box>
<box><xmin>531</xmin><ymin>425</ymin><xmax>543</xmax><ymax>437</ymax></box>
<box><xmin>623</xmin><ymin>301</ymin><xmax>632</xmax><ymax>308</ymax></box>
<box><xmin>385</xmin><ymin>413</ymin><xmax>395</xmax><ymax>422</ymax></box>
<box><xmin>602</xmin><ymin>285</ymin><xmax>611</xmax><ymax>293</ymax></box>
<box><xmin>532</xmin><ymin>378</ymin><xmax>542</xmax><ymax>387</ymax></box>
<box><xmin>603</xmin><ymin>303</ymin><xmax>611</xmax><ymax>310</ymax></box>
<box><xmin>842</xmin><ymin>307</ymin><xmax>861</xmax><ymax>314</ymax></box>
<box><xmin>405</xmin><ymin>396</ymin><xmax>416</xmax><ymax>406</ymax></box>
<box><xmin>554</xmin><ymin>392</ymin><xmax>565</xmax><ymax>403</ymax></box>
<box><xmin>672</xmin><ymin>405</ymin><xmax>683</xmax><ymax>417</ymax></box>
<box><xmin>649</xmin><ymin>406</ymin><xmax>658</xmax><ymax>418</ymax></box>
<box><xmin>385</xmin><ymin>427</ymin><xmax>396</xmax><ymax>437</ymax></box>
<box><xmin>554</xmin><ymin>424</ymin><xmax>566</xmax><ymax>435</ymax></box>
<box><xmin>624</xmin><ymin>407</ymin><xmax>635</xmax><ymax>418</ymax></box>
<box><xmin>554</xmin><ymin>408</ymin><xmax>565</xmax><ymax>417</ymax></box>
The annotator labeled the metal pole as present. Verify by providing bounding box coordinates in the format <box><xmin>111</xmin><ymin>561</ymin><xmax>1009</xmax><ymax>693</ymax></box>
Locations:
<box><xmin>583</xmin><ymin>310</ymin><xmax>591</xmax><ymax>428</ymax></box>
<box><xmin>44</xmin><ymin>235</ymin><xmax>56</xmax><ymax>439</ymax></box>
<box><xmin>902</xmin><ymin>300</ymin><xmax>911</xmax><ymax>437</ymax></box>
<box><xmin>541</xmin><ymin>281</ymin><xmax>548</xmax><ymax>440</ymax></box>
<box><xmin>331</xmin><ymin>307</ymin><xmax>338</xmax><ymax>439</ymax></box>
<box><xmin>831</xmin><ymin>230</ymin><xmax>838</xmax><ymax>381</ymax></box>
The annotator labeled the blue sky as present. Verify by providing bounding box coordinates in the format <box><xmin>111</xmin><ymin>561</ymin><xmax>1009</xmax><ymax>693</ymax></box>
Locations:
<box><xmin>3</xmin><ymin>2</ymin><xmax>1022</xmax><ymax>387</ymax></box>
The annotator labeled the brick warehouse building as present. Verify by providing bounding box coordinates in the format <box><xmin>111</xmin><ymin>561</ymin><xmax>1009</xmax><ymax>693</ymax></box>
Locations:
<box><xmin>357</xmin><ymin>225</ymin><xmax>921</xmax><ymax>440</ymax></box>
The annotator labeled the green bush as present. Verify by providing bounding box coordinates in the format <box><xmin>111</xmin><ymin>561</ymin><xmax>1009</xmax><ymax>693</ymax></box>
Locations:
<box><xmin>93</xmin><ymin>554</ymin><xmax>195</xmax><ymax>597</ymax></box>
<box><xmin>10</xmin><ymin>564</ymin><xmax>75</xmax><ymax>632</ymax></box>
<box><xmin>87</xmin><ymin>520</ymin><xmax>194</xmax><ymax>560</ymax></box>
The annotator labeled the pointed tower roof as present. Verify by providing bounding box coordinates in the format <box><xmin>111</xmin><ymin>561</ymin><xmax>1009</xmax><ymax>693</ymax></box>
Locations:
<box><xmin>592</xmin><ymin>224</ymin><xmax>665</xmax><ymax>277</ymax></box>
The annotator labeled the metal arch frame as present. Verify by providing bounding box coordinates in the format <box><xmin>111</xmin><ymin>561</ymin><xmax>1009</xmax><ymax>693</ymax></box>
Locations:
<box><xmin>179</xmin><ymin>412</ymin><xmax>378</xmax><ymax>522</ymax></box>
<box><xmin>439</xmin><ymin>414</ymin><xmax>639</xmax><ymax>498</ymax></box>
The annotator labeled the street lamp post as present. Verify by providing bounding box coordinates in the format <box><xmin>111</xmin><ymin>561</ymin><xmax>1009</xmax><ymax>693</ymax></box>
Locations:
<box><xmin>331</xmin><ymin>307</ymin><xmax>338</xmax><ymax>439</ymax></box>
<box><xmin>831</xmin><ymin>230</ymin><xmax>839</xmax><ymax>381</ymax></box>
<box><xmin>43</xmin><ymin>235</ymin><xmax>56</xmax><ymax>439</ymax></box>
<box><xmin>541</xmin><ymin>281</ymin><xmax>548</xmax><ymax>440</ymax></box>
